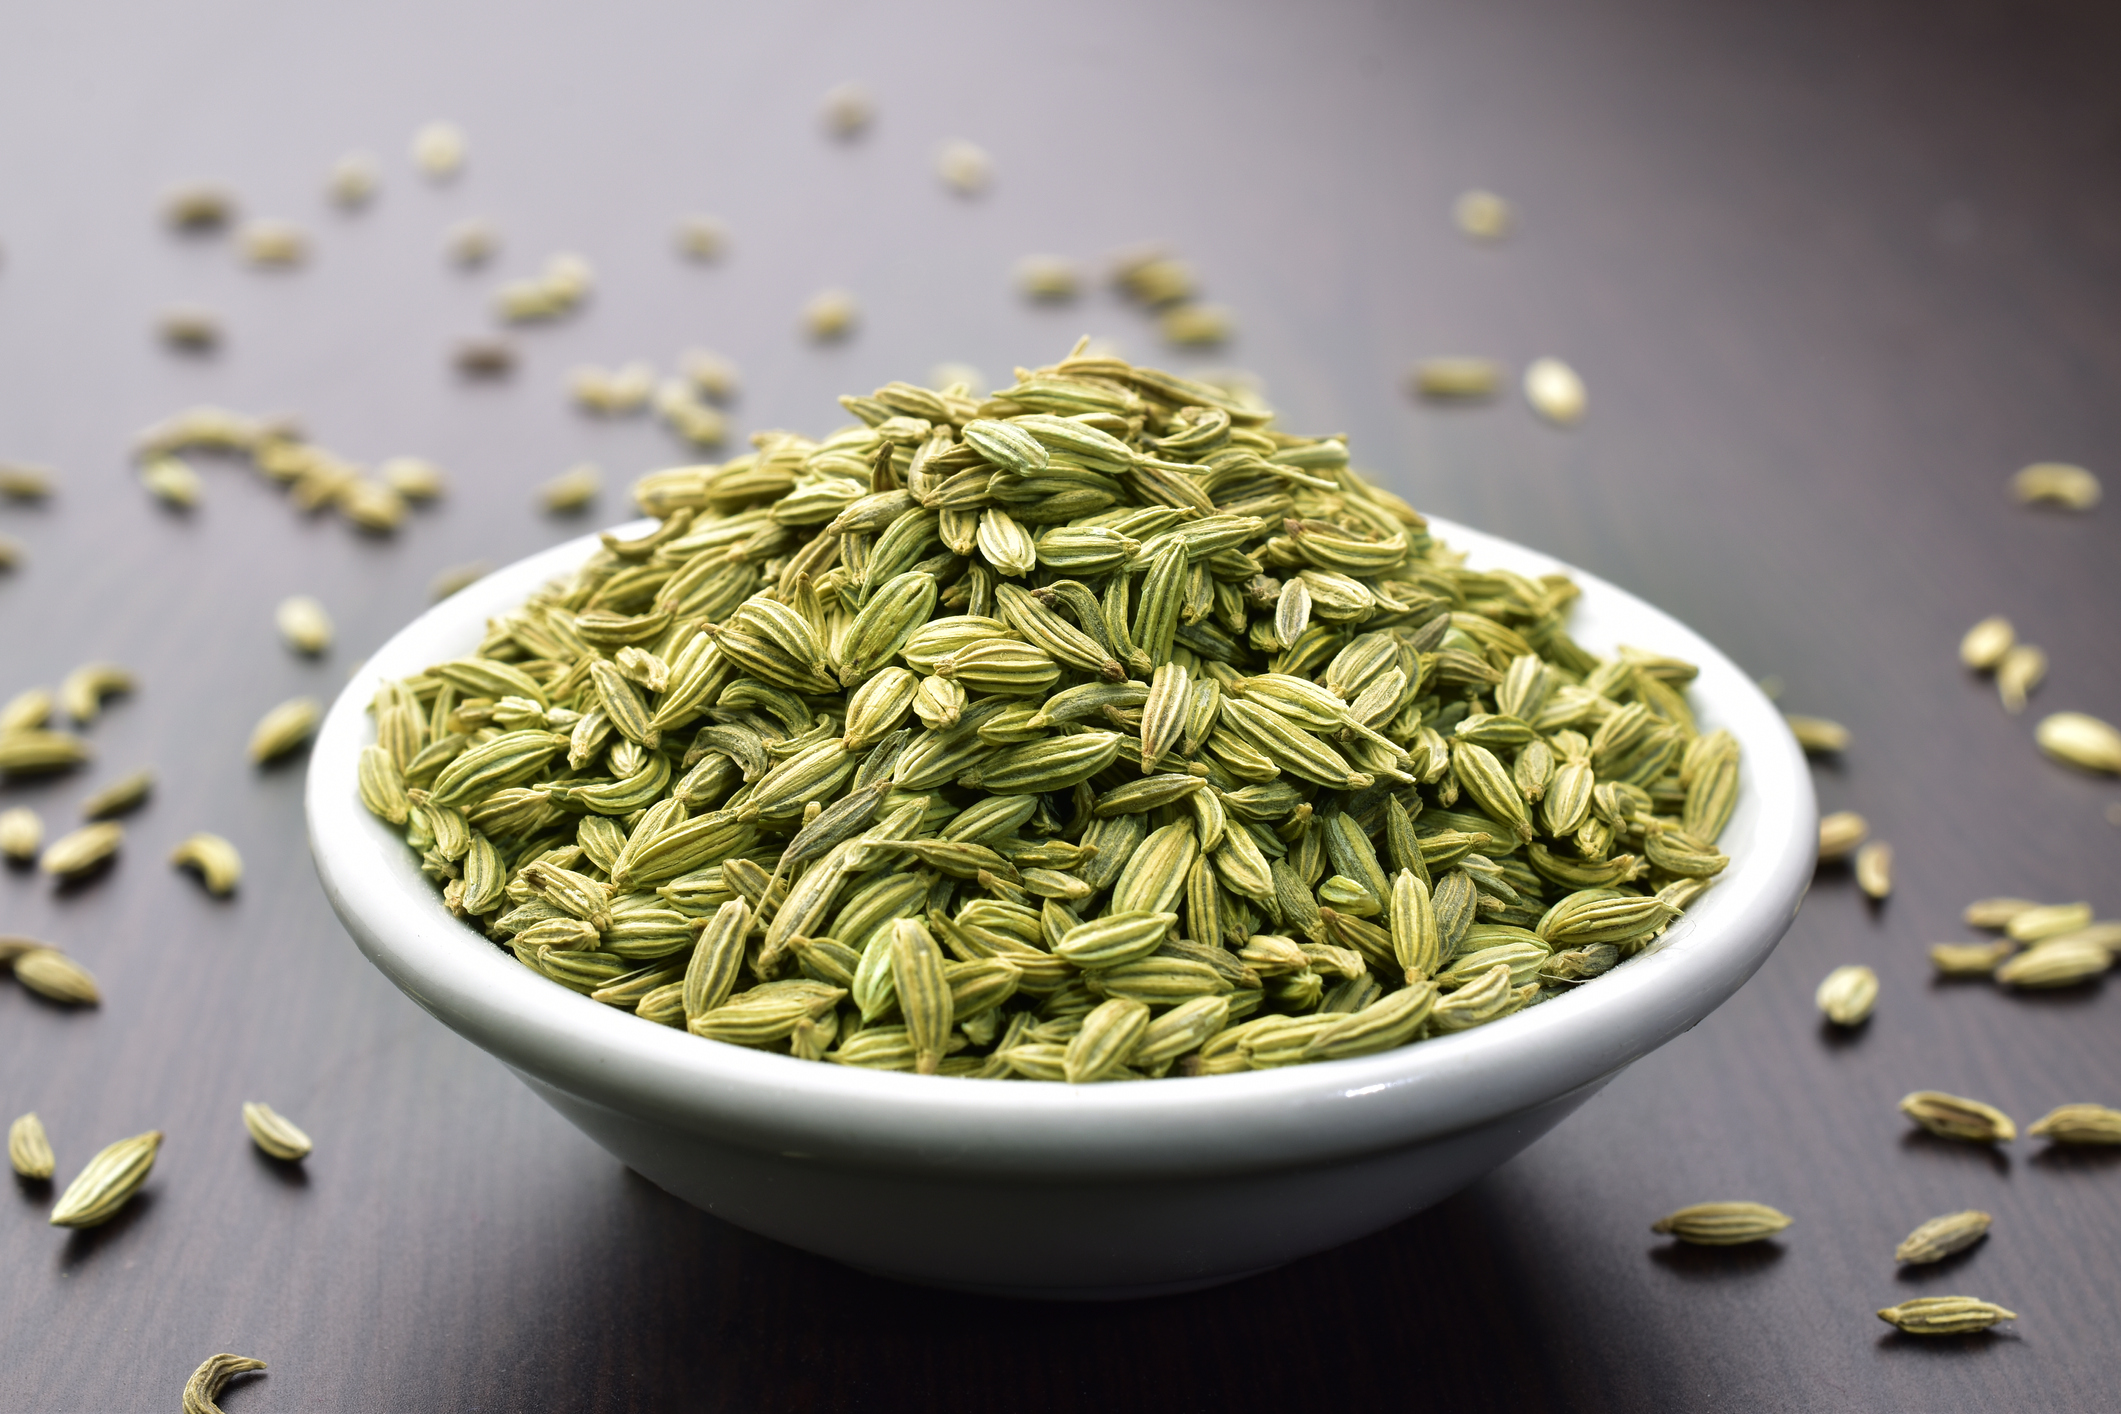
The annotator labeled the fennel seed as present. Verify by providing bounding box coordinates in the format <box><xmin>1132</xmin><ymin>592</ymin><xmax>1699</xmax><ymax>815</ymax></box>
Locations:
<box><xmin>412</xmin><ymin>121</ymin><xmax>466</xmax><ymax>178</ymax></box>
<box><xmin>2011</xmin><ymin>462</ymin><xmax>2099</xmax><ymax>510</ymax></box>
<box><xmin>1453</xmin><ymin>189</ymin><xmax>1512</xmax><ymax>241</ymax></box>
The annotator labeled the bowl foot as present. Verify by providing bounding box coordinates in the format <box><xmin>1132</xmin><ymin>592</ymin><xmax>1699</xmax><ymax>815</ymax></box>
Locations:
<box><xmin>842</xmin><ymin>1263</ymin><xmax>1287</xmax><ymax>1302</ymax></box>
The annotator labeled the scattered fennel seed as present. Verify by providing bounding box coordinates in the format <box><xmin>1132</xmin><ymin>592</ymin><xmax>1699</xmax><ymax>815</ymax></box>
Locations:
<box><xmin>239</xmin><ymin>221</ymin><xmax>307</xmax><ymax>267</ymax></box>
<box><xmin>159</xmin><ymin>308</ymin><xmax>221</xmax><ymax>351</ymax></box>
<box><xmin>2011</xmin><ymin>462</ymin><xmax>2099</xmax><ymax>510</ymax></box>
<box><xmin>802</xmin><ymin>289</ymin><xmax>859</xmax><ymax>341</ymax></box>
<box><xmin>675</xmin><ymin>215</ymin><xmax>729</xmax><ymax>262</ymax></box>
<box><xmin>445</xmin><ymin>218</ymin><xmax>499</xmax><ymax>266</ymax></box>
<box><xmin>1523</xmin><ymin>358</ymin><xmax>1585</xmax><ymax>425</ymax></box>
<box><xmin>1453</xmin><ymin>189</ymin><xmax>1512</xmax><ymax>241</ymax></box>
<box><xmin>276</xmin><ymin>595</ymin><xmax>334</xmax><ymax>654</ymax></box>
<box><xmin>1412</xmin><ymin>358</ymin><xmax>1502</xmax><ymax>401</ymax></box>
<box><xmin>1958</xmin><ymin>615</ymin><xmax>2013</xmax><ymax>670</ymax></box>
<box><xmin>327</xmin><ymin>151</ymin><xmax>380</xmax><ymax>207</ymax></box>
<box><xmin>412</xmin><ymin>121</ymin><xmax>466</xmax><ymax>178</ymax></box>
<box><xmin>1016</xmin><ymin>256</ymin><xmax>1080</xmax><ymax>301</ymax></box>
<box><xmin>2034</xmin><ymin>712</ymin><xmax>2121</xmax><ymax>773</ymax></box>
<box><xmin>821</xmin><ymin>82</ymin><xmax>875</xmax><ymax>138</ymax></box>
<box><xmin>937</xmin><ymin>139</ymin><xmax>992</xmax><ymax>194</ymax></box>
<box><xmin>164</xmin><ymin>184</ymin><xmax>236</xmax><ymax>231</ymax></box>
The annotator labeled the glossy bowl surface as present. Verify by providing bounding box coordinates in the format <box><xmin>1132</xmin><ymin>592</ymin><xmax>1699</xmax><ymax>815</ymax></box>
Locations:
<box><xmin>308</xmin><ymin>516</ymin><xmax>1815</xmax><ymax>1299</ymax></box>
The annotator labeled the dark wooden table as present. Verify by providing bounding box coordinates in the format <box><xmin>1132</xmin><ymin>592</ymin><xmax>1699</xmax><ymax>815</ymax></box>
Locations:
<box><xmin>4</xmin><ymin>0</ymin><xmax>2117</xmax><ymax>1407</ymax></box>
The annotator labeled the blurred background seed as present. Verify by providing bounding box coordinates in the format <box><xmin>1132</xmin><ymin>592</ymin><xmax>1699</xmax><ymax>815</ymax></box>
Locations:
<box><xmin>1995</xmin><ymin>643</ymin><xmax>2046</xmax><ymax>713</ymax></box>
<box><xmin>1524</xmin><ymin>357</ymin><xmax>1586</xmax><ymax>425</ymax></box>
<box><xmin>337</xmin><ymin>479</ymin><xmax>406</xmax><ymax>532</ymax></box>
<box><xmin>1929</xmin><ymin>940</ymin><xmax>2014</xmax><ymax>976</ymax></box>
<box><xmin>141</xmin><ymin>455</ymin><xmax>202</xmax><ymax>507</ymax></box>
<box><xmin>674</xmin><ymin>214</ymin><xmax>728</xmax><ymax>261</ymax></box>
<box><xmin>1</xmin><ymin>685</ymin><xmax>52</xmax><ymax>731</ymax></box>
<box><xmin>2011</xmin><ymin>461</ymin><xmax>2100</xmax><ymax>510</ymax></box>
<box><xmin>276</xmin><ymin>595</ymin><xmax>333</xmax><ymax>655</ymax></box>
<box><xmin>454</xmin><ymin>337</ymin><xmax>515</xmax><ymax>377</ymax></box>
<box><xmin>0</xmin><ymin>730</ymin><xmax>92</xmax><ymax>775</ymax></box>
<box><xmin>248</xmin><ymin>698</ymin><xmax>320</xmax><ymax>763</ymax></box>
<box><xmin>1785</xmin><ymin>714</ymin><xmax>1849</xmax><ymax>753</ymax></box>
<box><xmin>821</xmin><ymin>81</ymin><xmax>874</xmax><ymax>138</ymax></box>
<box><xmin>936</xmin><ymin>139</ymin><xmax>992</xmax><ymax>194</ymax></box>
<box><xmin>1817</xmin><ymin>810</ymin><xmax>1868</xmax><ymax>862</ymax></box>
<box><xmin>679</xmin><ymin>349</ymin><xmax>739</xmax><ymax>403</ymax></box>
<box><xmin>239</xmin><ymin>220</ymin><xmax>307</xmax><ymax>267</ymax></box>
<box><xmin>163</xmin><ymin>183</ymin><xmax>235</xmax><ymax>231</ymax></box>
<box><xmin>2034</xmin><ymin>712</ymin><xmax>2121</xmax><ymax>773</ymax></box>
<box><xmin>1958</xmin><ymin>614</ymin><xmax>2014</xmax><ymax>670</ymax></box>
<box><xmin>1158</xmin><ymin>304</ymin><xmax>1232</xmax><ymax>348</ymax></box>
<box><xmin>61</xmin><ymin>663</ymin><xmax>133</xmax><ymax>723</ymax></box>
<box><xmin>1453</xmin><ymin>188</ymin><xmax>1512</xmax><ymax>241</ymax></box>
<box><xmin>1112</xmin><ymin>247</ymin><xmax>1193</xmax><ymax>306</ymax></box>
<box><xmin>0</xmin><ymin>462</ymin><xmax>54</xmax><ymax>498</ymax></box>
<box><xmin>1015</xmin><ymin>255</ymin><xmax>1079</xmax><ymax>302</ymax></box>
<box><xmin>801</xmin><ymin>289</ymin><xmax>858</xmax><ymax>341</ymax></box>
<box><xmin>540</xmin><ymin>464</ymin><xmax>601</xmax><ymax>514</ymax></box>
<box><xmin>40</xmin><ymin>821</ymin><xmax>122</xmax><ymax>879</ymax></box>
<box><xmin>157</xmin><ymin>307</ymin><xmax>221</xmax><ymax>351</ymax></box>
<box><xmin>444</xmin><ymin>217</ymin><xmax>499</xmax><ymax>266</ymax></box>
<box><xmin>412</xmin><ymin>120</ymin><xmax>466</xmax><ymax>178</ymax></box>
<box><xmin>326</xmin><ymin>150</ymin><xmax>379</xmax><ymax>208</ymax></box>
<box><xmin>379</xmin><ymin>457</ymin><xmax>445</xmax><ymax>501</ymax></box>
<box><xmin>1854</xmin><ymin>840</ymin><xmax>1893</xmax><ymax>899</ymax></box>
<box><xmin>1411</xmin><ymin>357</ymin><xmax>1503</xmax><ymax>400</ymax></box>
<box><xmin>0</xmin><ymin>806</ymin><xmax>43</xmax><ymax>860</ymax></box>
<box><xmin>79</xmin><ymin>769</ymin><xmax>153</xmax><ymax>820</ymax></box>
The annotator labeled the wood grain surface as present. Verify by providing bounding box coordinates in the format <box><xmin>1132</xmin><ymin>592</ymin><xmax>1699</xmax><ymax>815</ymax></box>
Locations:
<box><xmin>3</xmin><ymin>0</ymin><xmax>2118</xmax><ymax>1408</ymax></box>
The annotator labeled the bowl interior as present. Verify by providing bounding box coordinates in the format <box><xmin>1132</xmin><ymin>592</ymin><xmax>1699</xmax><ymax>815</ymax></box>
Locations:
<box><xmin>308</xmin><ymin>516</ymin><xmax>1815</xmax><ymax>1179</ymax></box>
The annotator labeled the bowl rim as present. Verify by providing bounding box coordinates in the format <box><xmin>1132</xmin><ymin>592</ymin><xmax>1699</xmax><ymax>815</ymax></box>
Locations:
<box><xmin>308</xmin><ymin>515</ymin><xmax>1815</xmax><ymax>1181</ymax></box>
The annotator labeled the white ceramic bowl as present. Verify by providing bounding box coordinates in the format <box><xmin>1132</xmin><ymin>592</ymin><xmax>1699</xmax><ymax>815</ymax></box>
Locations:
<box><xmin>308</xmin><ymin>517</ymin><xmax>1815</xmax><ymax>1300</ymax></box>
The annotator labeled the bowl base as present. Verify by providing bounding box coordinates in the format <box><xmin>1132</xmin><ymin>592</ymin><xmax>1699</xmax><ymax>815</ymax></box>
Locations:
<box><xmin>514</xmin><ymin>1066</ymin><xmax>1620</xmax><ymax>1299</ymax></box>
<box><xmin>844</xmin><ymin>1263</ymin><xmax>1286</xmax><ymax>1302</ymax></box>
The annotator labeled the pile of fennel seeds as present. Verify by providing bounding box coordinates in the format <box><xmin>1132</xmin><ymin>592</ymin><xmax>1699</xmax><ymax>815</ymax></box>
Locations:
<box><xmin>355</xmin><ymin>344</ymin><xmax>1737</xmax><ymax>1081</ymax></box>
